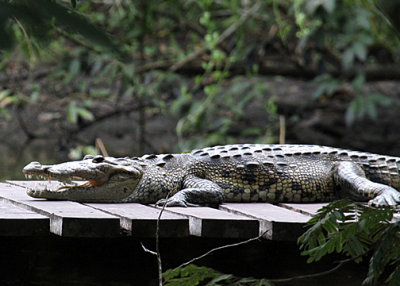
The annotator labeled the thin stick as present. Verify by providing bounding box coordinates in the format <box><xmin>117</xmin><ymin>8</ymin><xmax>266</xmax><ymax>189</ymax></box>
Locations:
<box><xmin>279</xmin><ymin>115</ymin><xmax>286</xmax><ymax>144</ymax></box>
<box><xmin>14</xmin><ymin>18</ymin><xmax>34</xmax><ymax>59</ymax></box>
<box><xmin>95</xmin><ymin>138</ymin><xmax>109</xmax><ymax>157</ymax></box>
<box><xmin>139</xmin><ymin>191</ymin><xmax>172</xmax><ymax>286</ymax></box>
<box><xmin>141</xmin><ymin>242</ymin><xmax>157</xmax><ymax>256</ymax></box>
<box><xmin>176</xmin><ymin>230</ymin><xmax>268</xmax><ymax>269</ymax></box>
<box><xmin>270</xmin><ymin>258</ymin><xmax>352</xmax><ymax>283</ymax></box>
<box><xmin>155</xmin><ymin>196</ymin><xmax>170</xmax><ymax>286</ymax></box>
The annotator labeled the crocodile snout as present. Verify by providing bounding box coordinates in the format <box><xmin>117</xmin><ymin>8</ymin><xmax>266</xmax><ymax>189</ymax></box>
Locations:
<box><xmin>23</xmin><ymin>161</ymin><xmax>49</xmax><ymax>174</ymax></box>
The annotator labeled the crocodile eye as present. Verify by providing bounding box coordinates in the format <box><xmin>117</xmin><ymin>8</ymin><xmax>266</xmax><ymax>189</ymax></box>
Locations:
<box><xmin>92</xmin><ymin>156</ymin><xmax>105</xmax><ymax>163</ymax></box>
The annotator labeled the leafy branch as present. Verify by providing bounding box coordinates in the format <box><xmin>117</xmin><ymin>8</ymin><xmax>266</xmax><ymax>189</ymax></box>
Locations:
<box><xmin>298</xmin><ymin>200</ymin><xmax>400</xmax><ymax>285</ymax></box>
<box><xmin>0</xmin><ymin>0</ymin><xmax>126</xmax><ymax>59</ymax></box>
<box><xmin>169</xmin><ymin>1</ymin><xmax>261</xmax><ymax>72</ymax></box>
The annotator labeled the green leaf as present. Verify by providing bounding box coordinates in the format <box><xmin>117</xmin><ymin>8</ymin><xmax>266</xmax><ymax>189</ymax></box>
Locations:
<box><xmin>345</xmin><ymin>96</ymin><xmax>362</xmax><ymax>126</ymax></box>
<box><xmin>342</xmin><ymin>48</ymin><xmax>354</xmax><ymax>70</ymax></box>
<box><xmin>163</xmin><ymin>267</ymin><xmax>181</xmax><ymax>281</ymax></box>
<box><xmin>352</xmin><ymin>42</ymin><xmax>367</xmax><ymax>61</ymax></box>
<box><xmin>207</xmin><ymin>274</ymin><xmax>233</xmax><ymax>284</ymax></box>
<box><xmin>322</xmin><ymin>0</ymin><xmax>336</xmax><ymax>14</ymax></box>
<box><xmin>66</xmin><ymin>101</ymin><xmax>93</xmax><ymax>123</ymax></box>
<box><xmin>387</xmin><ymin>264</ymin><xmax>400</xmax><ymax>286</ymax></box>
<box><xmin>163</xmin><ymin>265</ymin><xmax>220</xmax><ymax>286</ymax></box>
<box><xmin>66</xmin><ymin>101</ymin><xmax>78</xmax><ymax>123</ymax></box>
<box><xmin>69</xmin><ymin>58</ymin><xmax>81</xmax><ymax>75</ymax></box>
<box><xmin>305</xmin><ymin>0</ymin><xmax>336</xmax><ymax>14</ymax></box>
<box><xmin>0</xmin><ymin>0</ymin><xmax>127</xmax><ymax>59</ymax></box>
<box><xmin>76</xmin><ymin>107</ymin><xmax>94</xmax><ymax>121</ymax></box>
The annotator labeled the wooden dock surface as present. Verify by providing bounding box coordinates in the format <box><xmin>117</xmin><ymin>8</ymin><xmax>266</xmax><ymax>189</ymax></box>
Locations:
<box><xmin>0</xmin><ymin>181</ymin><xmax>323</xmax><ymax>241</ymax></box>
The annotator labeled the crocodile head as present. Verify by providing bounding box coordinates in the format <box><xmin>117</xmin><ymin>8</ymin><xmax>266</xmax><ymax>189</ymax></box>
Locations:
<box><xmin>22</xmin><ymin>155</ymin><xmax>143</xmax><ymax>202</ymax></box>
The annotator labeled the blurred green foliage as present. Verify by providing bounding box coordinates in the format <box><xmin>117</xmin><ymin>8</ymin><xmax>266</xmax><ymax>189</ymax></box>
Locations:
<box><xmin>1</xmin><ymin>0</ymin><xmax>399</xmax><ymax>150</ymax></box>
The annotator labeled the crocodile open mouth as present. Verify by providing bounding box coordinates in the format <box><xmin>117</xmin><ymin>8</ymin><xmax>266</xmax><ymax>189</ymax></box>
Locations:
<box><xmin>22</xmin><ymin>157</ymin><xmax>143</xmax><ymax>202</ymax></box>
<box><xmin>22</xmin><ymin>161</ymin><xmax>108</xmax><ymax>190</ymax></box>
<box><xmin>23</xmin><ymin>173</ymin><xmax>106</xmax><ymax>190</ymax></box>
<box><xmin>22</xmin><ymin>156</ymin><xmax>143</xmax><ymax>197</ymax></box>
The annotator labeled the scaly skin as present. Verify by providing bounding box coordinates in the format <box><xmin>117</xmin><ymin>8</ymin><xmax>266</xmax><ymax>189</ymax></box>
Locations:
<box><xmin>22</xmin><ymin>144</ymin><xmax>400</xmax><ymax>206</ymax></box>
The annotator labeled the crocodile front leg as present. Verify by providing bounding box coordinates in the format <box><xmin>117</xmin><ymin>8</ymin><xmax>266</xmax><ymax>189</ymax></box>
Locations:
<box><xmin>334</xmin><ymin>161</ymin><xmax>400</xmax><ymax>206</ymax></box>
<box><xmin>156</xmin><ymin>176</ymin><xmax>225</xmax><ymax>207</ymax></box>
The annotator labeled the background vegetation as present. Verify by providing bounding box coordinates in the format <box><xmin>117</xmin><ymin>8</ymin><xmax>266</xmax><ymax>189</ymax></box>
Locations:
<box><xmin>1</xmin><ymin>0</ymin><xmax>400</xmax><ymax>161</ymax></box>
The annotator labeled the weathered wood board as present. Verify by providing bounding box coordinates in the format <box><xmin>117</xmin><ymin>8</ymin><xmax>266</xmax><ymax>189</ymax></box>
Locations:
<box><xmin>0</xmin><ymin>181</ymin><xmax>327</xmax><ymax>240</ymax></box>
<box><xmin>220</xmin><ymin>203</ymin><xmax>311</xmax><ymax>240</ymax></box>
<box><xmin>2</xmin><ymin>182</ymin><xmax>120</xmax><ymax>237</ymax></box>
<box><xmin>160</xmin><ymin>206</ymin><xmax>259</xmax><ymax>238</ymax></box>
<box><xmin>279</xmin><ymin>203</ymin><xmax>329</xmax><ymax>216</ymax></box>
<box><xmin>86</xmin><ymin>203</ymin><xmax>189</xmax><ymax>237</ymax></box>
<box><xmin>0</xmin><ymin>201</ymin><xmax>49</xmax><ymax>236</ymax></box>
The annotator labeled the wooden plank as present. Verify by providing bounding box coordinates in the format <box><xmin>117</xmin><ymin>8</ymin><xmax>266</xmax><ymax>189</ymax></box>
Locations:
<box><xmin>1</xmin><ymin>181</ymin><xmax>120</xmax><ymax>237</ymax></box>
<box><xmin>0</xmin><ymin>201</ymin><xmax>49</xmax><ymax>236</ymax></box>
<box><xmin>219</xmin><ymin>203</ymin><xmax>311</xmax><ymax>241</ymax></box>
<box><xmin>282</xmin><ymin>202</ymin><xmax>400</xmax><ymax>223</ymax></box>
<box><xmin>85</xmin><ymin>203</ymin><xmax>189</xmax><ymax>237</ymax></box>
<box><xmin>279</xmin><ymin>203</ymin><xmax>328</xmax><ymax>216</ymax></box>
<box><xmin>160</xmin><ymin>206</ymin><xmax>259</xmax><ymax>238</ymax></box>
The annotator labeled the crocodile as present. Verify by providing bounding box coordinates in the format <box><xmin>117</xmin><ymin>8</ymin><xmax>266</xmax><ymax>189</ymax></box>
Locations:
<box><xmin>22</xmin><ymin>144</ymin><xmax>400</xmax><ymax>207</ymax></box>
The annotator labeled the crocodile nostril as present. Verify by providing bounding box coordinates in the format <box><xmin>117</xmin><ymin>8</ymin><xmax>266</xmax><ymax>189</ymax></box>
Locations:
<box><xmin>23</xmin><ymin>161</ymin><xmax>43</xmax><ymax>173</ymax></box>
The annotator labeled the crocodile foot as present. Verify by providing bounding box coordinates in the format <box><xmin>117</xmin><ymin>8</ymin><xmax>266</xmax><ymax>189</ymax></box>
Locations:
<box><xmin>368</xmin><ymin>188</ymin><xmax>400</xmax><ymax>207</ymax></box>
<box><xmin>156</xmin><ymin>198</ymin><xmax>199</xmax><ymax>207</ymax></box>
<box><xmin>27</xmin><ymin>188</ymin><xmax>43</xmax><ymax>198</ymax></box>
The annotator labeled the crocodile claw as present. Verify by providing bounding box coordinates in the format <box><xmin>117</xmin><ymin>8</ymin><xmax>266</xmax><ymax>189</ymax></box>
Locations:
<box><xmin>156</xmin><ymin>198</ymin><xmax>187</xmax><ymax>207</ymax></box>
<box><xmin>156</xmin><ymin>198</ymin><xmax>200</xmax><ymax>207</ymax></box>
<box><xmin>368</xmin><ymin>189</ymin><xmax>400</xmax><ymax>207</ymax></box>
<box><xmin>27</xmin><ymin>188</ymin><xmax>43</xmax><ymax>198</ymax></box>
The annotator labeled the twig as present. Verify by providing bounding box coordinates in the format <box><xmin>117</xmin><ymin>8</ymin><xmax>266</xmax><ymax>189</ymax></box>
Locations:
<box><xmin>135</xmin><ymin>60</ymin><xmax>174</xmax><ymax>73</ymax></box>
<box><xmin>270</xmin><ymin>258</ymin><xmax>353</xmax><ymax>283</ymax></box>
<box><xmin>139</xmin><ymin>191</ymin><xmax>172</xmax><ymax>286</ymax></box>
<box><xmin>155</xmin><ymin>195</ymin><xmax>170</xmax><ymax>286</ymax></box>
<box><xmin>176</xmin><ymin>230</ymin><xmax>268</xmax><ymax>269</ymax></box>
<box><xmin>169</xmin><ymin>1</ymin><xmax>261</xmax><ymax>72</ymax></box>
<box><xmin>55</xmin><ymin>27</ymin><xmax>99</xmax><ymax>53</ymax></box>
<box><xmin>14</xmin><ymin>18</ymin><xmax>34</xmax><ymax>59</ymax></box>
<box><xmin>279</xmin><ymin>115</ymin><xmax>286</xmax><ymax>144</ymax></box>
<box><xmin>140</xmin><ymin>242</ymin><xmax>157</xmax><ymax>256</ymax></box>
<box><xmin>95</xmin><ymin>138</ymin><xmax>109</xmax><ymax>157</ymax></box>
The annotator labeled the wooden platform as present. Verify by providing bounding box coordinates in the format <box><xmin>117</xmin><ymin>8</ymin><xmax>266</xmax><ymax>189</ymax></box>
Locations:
<box><xmin>0</xmin><ymin>181</ymin><xmax>324</xmax><ymax>241</ymax></box>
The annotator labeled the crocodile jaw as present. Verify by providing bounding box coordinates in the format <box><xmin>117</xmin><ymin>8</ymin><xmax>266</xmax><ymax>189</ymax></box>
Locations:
<box><xmin>23</xmin><ymin>160</ymin><xmax>107</xmax><ymax>187</ymax></box>
<box><xmin>22</xmin><ymin>158</ymin><xmax>143</xmax><ymax>202</ymax></box>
